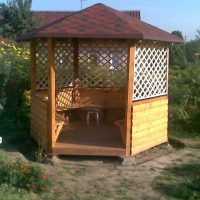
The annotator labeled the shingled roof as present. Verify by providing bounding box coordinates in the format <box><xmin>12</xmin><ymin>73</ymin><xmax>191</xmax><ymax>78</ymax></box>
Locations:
<box><xmin>18</xmin><ymin>3</ymin><xmax>183</xmax><ymax>43</ymax></box>
<box><xmin>32</xmin><ymin>11</ymin><xmax>75</xmax><ymax>27</ymax></box>
<box><xmin>33</xmin><ymin>10</ymin><xmax>141</xmax><ymax>27</ymax></box>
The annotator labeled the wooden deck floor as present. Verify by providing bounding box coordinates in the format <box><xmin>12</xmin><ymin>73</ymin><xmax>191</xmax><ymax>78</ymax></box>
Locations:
<box><xmin>53</xmin><ymin>121</ymin><xmax>126</xmax><ymax>156</ymax></box>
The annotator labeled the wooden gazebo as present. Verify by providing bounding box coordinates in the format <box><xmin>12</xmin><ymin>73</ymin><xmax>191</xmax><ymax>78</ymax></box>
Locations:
<box><xmin>17</xmin><ymin>4</ymin><xmax>183</xmax><ymax>157</ymax></box>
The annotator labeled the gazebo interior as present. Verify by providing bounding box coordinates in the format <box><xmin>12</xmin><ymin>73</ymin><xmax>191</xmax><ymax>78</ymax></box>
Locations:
<box><xmin>34</xmin><ymin>40</ymin><xmax>128</xmax><ymax>155</ymax></box>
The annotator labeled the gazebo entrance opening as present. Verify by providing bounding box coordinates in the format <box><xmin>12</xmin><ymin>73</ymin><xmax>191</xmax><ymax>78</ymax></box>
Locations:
<box><xmin>34</xmin><ymin>40</ymin><xmax>129</xmax><ymax>155</ymax></box>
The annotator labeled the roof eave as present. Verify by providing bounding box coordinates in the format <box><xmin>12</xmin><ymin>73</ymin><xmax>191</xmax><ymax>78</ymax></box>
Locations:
<box><xmin>16</xmin><ymin>34</ymin><xmax>184</xmax><ymax>44</ymax></box>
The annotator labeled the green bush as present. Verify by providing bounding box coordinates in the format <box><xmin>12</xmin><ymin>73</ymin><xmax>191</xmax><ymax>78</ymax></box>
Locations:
<box><xmin>0</xmin><ymin>41</ymin><xmax>31</xmax><ymax>145</ymax></box>
<box><xmin>169</xmin><ymin>62</ymin><xmax>200</xmax><ymax>134</ymax></box>
<box><xmin>0</xmin><ymin>42</ymin><xmax>30</xmax><ymax>121</ymax></box>
<box><xmin>0</xmin><ymin>158</ymin><xmax>50</xmax><ymax>193</ymax></box>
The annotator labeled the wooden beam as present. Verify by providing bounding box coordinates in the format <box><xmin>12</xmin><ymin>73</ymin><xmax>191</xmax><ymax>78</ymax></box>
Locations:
<box><xmin>132</xmin><ymin>96</ymin><xmax>168</xmax><ymax>106</ymax></box>
<box><xmin>30</xmin><ymin>40</ymin><xmax>36</xmax><ymax>95</ymax></box>
<box><xmin>125</xmin><ymin>45</ymin><xmax>135</xmax><ymax>156</ymax></box>
<box><xmin>47</xmin><ymin>38</ymin><xmax>56</xmax><ymax>153</ymax></box>
<box><xmin>53</xmin><ymin>143</ymin><xmax>125</xmax><ymax>157</ymax></box>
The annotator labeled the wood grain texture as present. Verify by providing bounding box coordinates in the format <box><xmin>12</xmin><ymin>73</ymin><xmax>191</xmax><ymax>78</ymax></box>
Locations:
<box><xmin>53</xmin><ymin>121</ymin><xmax>125</xmax><ymax>156</ymax></box>
<box><xmin>48</xmin><ymin>38</ymin><xmax>56</xmax><ymax>152</ymax></box>
<box><xmin>131</xmin><ymin>97</ymin><xmax>168</xmax><ymax>155</ymax></box>
<box><xmin>125</xmin><ymin>46</ymin><xmax>135</xmax><ymax>156</ymax></box>
<box><xmin>31</xmin><ymin>95</ymin><xmax>48</xmax><ymax>150</ymax></box>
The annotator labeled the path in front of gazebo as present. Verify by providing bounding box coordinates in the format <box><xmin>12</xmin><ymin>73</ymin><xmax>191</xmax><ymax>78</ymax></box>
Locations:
<box><xmin>1</xmin><ymin>138</ymin><xmax>200</xmax><ymax>200</ymax></box>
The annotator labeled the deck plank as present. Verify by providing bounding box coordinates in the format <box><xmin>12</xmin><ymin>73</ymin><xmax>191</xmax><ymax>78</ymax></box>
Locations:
<box><xmin>53</xmin><ymin>121</ymin><xmax>125</xmax><ymax>156</ymax></box>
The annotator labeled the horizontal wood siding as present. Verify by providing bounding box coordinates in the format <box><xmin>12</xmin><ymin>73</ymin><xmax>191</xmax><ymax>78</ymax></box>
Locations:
<box><xmin>131</xmin><ymin>97</ymin><xmax>168</xmax><ymax>155</ymax></box>
<box><xmin>31</xmin><ymin>95</ymin><xmax>48</xmax><ymax>150</ymax></box>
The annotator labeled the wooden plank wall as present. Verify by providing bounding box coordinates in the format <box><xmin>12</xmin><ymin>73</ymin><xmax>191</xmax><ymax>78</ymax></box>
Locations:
<box><xmin>31</xmin><ymin>95</ymin><xmax>48</xmax><ymax>151</ymax></box>
<box><xmin>131</xmin><ymin>96</ymin><xmax>168</xmax><ymax>155</ymax></box>
<box><xmin>78</xmin><ymin>88</ymin><xmax>126</xmax><ymax>109</ymax></box>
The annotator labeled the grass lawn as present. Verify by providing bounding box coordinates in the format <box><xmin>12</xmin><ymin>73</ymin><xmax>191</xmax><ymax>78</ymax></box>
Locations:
<box><xmin>154</xmin><ymin>163</ymin><xmax>200</xmax><ymax>200</ymax></box>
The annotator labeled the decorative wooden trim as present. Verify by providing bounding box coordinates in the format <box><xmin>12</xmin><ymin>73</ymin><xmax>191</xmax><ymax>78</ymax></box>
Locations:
<box><xmin>30</xmin><ymin>40</ymin><xmax>36</xmax><ymax>95</ymax></box>
<box><xmin>78</xmin><ymin>39</ymin><xmax>132</xmax><ymax>45</ymax></box>
<box><xmin>125</xmin><ymin>45</ymin><xmax>135</xmax><ymax>156</ymax></box>
<box><xmin>73</xmin><ymin>39</ymin><xmax>79</xmax><ymax>103</ymax></box>
<box><xmin>132</xmin><ymin>95</ymin><xmax>168</xmax><ymax>106</ymax></box>
<box><xmin>166</xmin><ymin>47</ymin><xmax>169</xmax><ymax>95</ymax></box>
<box><xmin>47</xmin><ymin>38</ymin><xmax>56</xmax><ymax>152</ymax></box>
<box><xmin>133</xmin><ymin>42</ymin><xmax>168</xmax><ymax>101</ymax></box>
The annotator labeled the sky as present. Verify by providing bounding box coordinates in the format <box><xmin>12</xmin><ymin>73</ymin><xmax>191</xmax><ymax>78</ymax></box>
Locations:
<box><xmin>1</xmin><ymin>0</ymin><xmax>200</xmax><ymax>41</ymax></box>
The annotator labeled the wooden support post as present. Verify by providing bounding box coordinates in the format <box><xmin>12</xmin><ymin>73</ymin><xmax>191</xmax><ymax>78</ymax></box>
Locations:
<box><xmin>125</xmin><ymin>46</ymin><xmax>135</xmax><ymax>156</ymax></box>
<box><xmin>47</xmin><ymin>38</ymin><xmax>56</xmax><ymax>153</ymax></box>
<box><xmin>73</xmin><ymin>39</ymin><xmax>80</xmax><ymax>104</ymax></box>
<box><xmin>30</xmin><ymin>40</ymin><xmax>36</xmax><ymax>95</ymax></box>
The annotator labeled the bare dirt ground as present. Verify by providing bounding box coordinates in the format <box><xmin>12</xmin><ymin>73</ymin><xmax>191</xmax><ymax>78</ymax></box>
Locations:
<box><xmin>3</xmin><ymin>140</ymin><xmax>200</xmax><ymax>200</ymax></box>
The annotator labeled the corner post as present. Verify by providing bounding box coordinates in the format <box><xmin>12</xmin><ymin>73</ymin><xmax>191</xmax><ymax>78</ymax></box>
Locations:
<box><xmin>125</xmin><ymin>45</ymin><xmax>135</xmax><ymax>156</ymax></box>
<box><xmin>48</xmin><ymin>38</ymin><xmax>56</xmax><ymax>153</ymax></box>
<box><xmin>30</xmin><ymin>40</ymin><xmax>36</xmax><ymax>95</ymax></box>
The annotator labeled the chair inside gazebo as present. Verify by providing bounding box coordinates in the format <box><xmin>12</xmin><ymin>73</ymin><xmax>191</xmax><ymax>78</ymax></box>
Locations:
<box><xmin>34</xmin><ymin>41</ymin><xmax>128</xmax><ymax>155</ymax></box>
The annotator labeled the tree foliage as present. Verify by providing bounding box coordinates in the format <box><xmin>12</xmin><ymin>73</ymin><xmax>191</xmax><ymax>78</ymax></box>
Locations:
<box><xmin>169</xmin><ymin>31</ymin><xmax>186</xmax><ymax>68</ymax></box>
<box><xmin>196</xmin><ymin>28</ymin><xmax>200</xmax><ymax>39</ymax></box>
<box><xmin>185</xmin><ymin>39</ymin><xmax>200</xmax><ymax>63</ymax></box>
<box><xmin>169</xmin><ymin>29</ymin><xmax>200</xmax><ymax>134</ymax></box>
<box><xmin>0</xmin><ymin>0</ymin><xmax>38</xmax><ymax>39</ymax></box>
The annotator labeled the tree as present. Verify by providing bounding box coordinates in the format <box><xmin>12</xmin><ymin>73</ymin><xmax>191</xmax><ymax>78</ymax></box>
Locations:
<box><xmin>196</xmin><ymin>28</ymin><xmax>200</xmax><ymax>39</ymax></box>
<box><xmin>185</xmin><ymin>39</ymin><xmax>200</xmax><ymax>63</ymax></box>
<box><xmin>0</xmin><ymin>0</ymin><xmax>39</xmax><ymax>39</ymax></box>
<box><xmin>169</xmin><ymin>31</ymin><xmax>186</xmax><ymax>68</ymax></box>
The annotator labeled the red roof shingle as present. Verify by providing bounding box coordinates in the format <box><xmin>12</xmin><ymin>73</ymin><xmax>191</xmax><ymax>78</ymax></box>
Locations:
<box><xmin>18</xmin><ymin>3</ymin><xmax>183</xmax><ymax>43</ymax></box>
<box><xmin>33</xmin><ymin>11</ymin><xmax>75</xmax><ymax>27</ymax></box>
<box><xmin>33</xmin><ymin>10</ymin><xmax>141</xmax><ymax>27</ymax></box>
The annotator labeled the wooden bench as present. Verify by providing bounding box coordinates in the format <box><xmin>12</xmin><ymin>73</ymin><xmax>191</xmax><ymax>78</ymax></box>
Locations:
<box><xmin>114</xmin><ymin>119</ymin><xmax>125</xmax><ymax>145</ymax></box>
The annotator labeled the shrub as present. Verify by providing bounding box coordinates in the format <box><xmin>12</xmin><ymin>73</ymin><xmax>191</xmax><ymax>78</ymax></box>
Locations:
<box><xmin>169</xmin><ymin>62</ymin><xmax>200</xmax><ymax>134</ymax></box>
<box><xmin>0</xmin><ymin>158</ymin><xmax>50</xmax><ymax>193</ymax></box>
<box><xmin>0</xmin><ymin>41</ymin><xmax>30</xmax><ymax>121</ymax></box>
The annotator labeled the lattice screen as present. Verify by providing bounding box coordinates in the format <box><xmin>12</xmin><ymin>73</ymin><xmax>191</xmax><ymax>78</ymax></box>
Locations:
<box><xmin>36</xmin><ymin>42</ymin><xmax>48</xmax><ymax>90</ymax></box>
<box><xmin>79</xmin><ymin>44</ymin><xmax>128</xmax><ymax>88</ymax></box>
<box><xmin>55</xmin><ymin>42</ymin><xmax>74</xmax><ymax>89</ymax></box>
<box><xmin>133</xmin><ymin>42</ymin><xmax>168</xmax><ymax>101</ymax></box>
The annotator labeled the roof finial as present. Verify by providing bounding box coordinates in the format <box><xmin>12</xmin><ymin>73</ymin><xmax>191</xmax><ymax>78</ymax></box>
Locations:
<box><xmin>81</xmin><ymin>0</ymin><xmax>87</xmax><ymax>10</ymax></box>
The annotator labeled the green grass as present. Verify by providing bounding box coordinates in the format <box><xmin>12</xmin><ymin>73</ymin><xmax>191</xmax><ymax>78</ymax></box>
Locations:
<box><xmin>154</xmin><ymin>163</ymin><xmax>200</xmax><ymax>200</ymax></box>
<box><xmin>0</xmin><ymin>184</ymin><xmax>37</xmax><ymax>200</ymax></box>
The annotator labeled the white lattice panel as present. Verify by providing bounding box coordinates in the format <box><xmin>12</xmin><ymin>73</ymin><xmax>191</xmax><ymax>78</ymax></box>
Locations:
<box><xmin>36</xmin><ymin>42</ymin><xmax>48</xmax><ymax>90</ymax></box>
<box><xmin>79</xmin><ymin>44</ymin><xmax>128</xmax><ymax>88</ymax></box>
<box><xmin>55</xmin><ymin>42</ymin><xmax>74</xmax><ymax>89</ymax></box>
<box><xmin>133</xmin><ymin>42</ymin><xmax>168</xmax><ymax>101</ymax></box>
